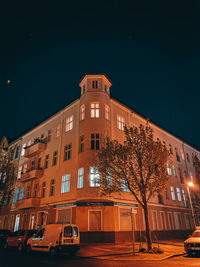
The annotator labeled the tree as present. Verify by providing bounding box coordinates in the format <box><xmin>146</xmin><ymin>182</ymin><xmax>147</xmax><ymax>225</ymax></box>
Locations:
<box><xmin>0</xmin><ymin>148</ymin><xmax>16</xmax><ymax>206</ymax></box>
<box><xmin>96</xmin><ymin>124</ymin><xmax>170</xmax><ymax>251</ymax></box>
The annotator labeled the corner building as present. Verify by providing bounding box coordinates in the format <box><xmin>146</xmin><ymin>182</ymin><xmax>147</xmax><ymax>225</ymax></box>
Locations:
<box><xmin>5</xmin><ymin>74</ymin><xmax>200</xmax><ymax>243</ymax></box>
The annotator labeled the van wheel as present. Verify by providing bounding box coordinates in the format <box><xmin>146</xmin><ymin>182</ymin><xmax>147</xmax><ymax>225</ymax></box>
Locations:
<box><xmin>49</xmin><ymin>247</ymin><xmax>56</xmax><ymax>257</ymax></box>
<box><xmin>26</xmin><ymin>245</ymin><xmax>32</xmax><ymax>255</ymax></box>
<box><xmin>17</xmin><ymin>243</ymin><xmax>23</xmax><ymax>252</ymax></box>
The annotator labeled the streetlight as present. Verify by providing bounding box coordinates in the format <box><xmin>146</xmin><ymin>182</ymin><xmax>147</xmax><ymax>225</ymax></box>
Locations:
<box><xmin>187</xmin><ymin>182</ymin><xmax>196</xmax><ymax>229</ymax></box>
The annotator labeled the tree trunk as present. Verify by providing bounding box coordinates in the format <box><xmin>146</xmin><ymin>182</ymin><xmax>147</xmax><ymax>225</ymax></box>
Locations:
<box><xmin>143</xmin><ymin>202</ymin><xmax>152</xmax><ymax>251</ymax></box>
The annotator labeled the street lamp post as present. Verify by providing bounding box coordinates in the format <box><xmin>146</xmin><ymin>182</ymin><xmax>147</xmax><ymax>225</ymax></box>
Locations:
<box><xmin>187</xmin><ymin>182</ymin><xmax>196</xmax><ymax>229</ymax></box>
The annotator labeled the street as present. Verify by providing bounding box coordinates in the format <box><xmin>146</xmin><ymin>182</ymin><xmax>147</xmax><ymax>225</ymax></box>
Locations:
<box><xmin>1</xmin><ymin>249</ymin><xmax>200</xmax><ymax>267</ymax></box>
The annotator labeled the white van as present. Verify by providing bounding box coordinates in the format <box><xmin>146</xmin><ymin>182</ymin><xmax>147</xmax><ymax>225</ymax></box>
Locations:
<box><xmin>26</xmin><ymin>224</ymin><xmax>80</xmax><ymax>256</ymax></box>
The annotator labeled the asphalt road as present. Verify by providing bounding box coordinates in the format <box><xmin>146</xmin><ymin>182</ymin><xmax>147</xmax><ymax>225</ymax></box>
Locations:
<box><xmin>1</xmin><ymin>249</ymin><xmax>200</xmax><ymax>267</ymax></box>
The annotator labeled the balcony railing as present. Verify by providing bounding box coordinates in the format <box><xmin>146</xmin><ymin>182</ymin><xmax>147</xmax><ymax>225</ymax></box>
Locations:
<box><xmin>20</xmin><ymin>169</ymin><xmax>44</xmax><ymax>182</ymax></box>
<box><xmin>16</xmin><ymin>197</ymin><xmax>41</xmax><ymax>209</ymax></box>
<box><xmin>24</xmin><ymin>141</ymin><xmax>46</xmax><ymax>158</ymax></box>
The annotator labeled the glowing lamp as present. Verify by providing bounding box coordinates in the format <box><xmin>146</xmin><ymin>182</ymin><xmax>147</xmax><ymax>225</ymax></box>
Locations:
<box><xmin>188</xmin><ymin>182</ymin><xmax>194</xmax><ymax>187</ymax></box>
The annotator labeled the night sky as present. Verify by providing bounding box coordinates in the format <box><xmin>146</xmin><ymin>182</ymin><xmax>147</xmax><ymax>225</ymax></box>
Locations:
<box><xmin>0</xmin><ymin>1</ymin><xmax>199</xmax><ymax>150</ymax></box>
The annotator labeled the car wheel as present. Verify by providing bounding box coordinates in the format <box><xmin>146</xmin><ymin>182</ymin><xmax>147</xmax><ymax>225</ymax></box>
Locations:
<box><xmin>49</xmin><ymin>247</ymin><xmax>56</xmax><ymax>257</ymax></box>
<box><xmin>26</xmin><ymin>245</ymin><xmax>32</xmax><ymax>255</ymax></box>
<box><xmin>17</xmin><ymin>243</ymin><xmax>23</xmax><ymax>252</ymax></box>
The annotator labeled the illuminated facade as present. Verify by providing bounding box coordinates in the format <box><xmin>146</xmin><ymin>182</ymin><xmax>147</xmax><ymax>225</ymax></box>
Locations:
<box><xmin>1</xmin><ymin>74</ymin><xmax>200</xmax><ymax>242</ymax></box>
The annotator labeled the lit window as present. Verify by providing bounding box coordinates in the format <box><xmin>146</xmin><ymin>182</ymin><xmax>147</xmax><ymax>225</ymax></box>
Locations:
<box><xmin>189</xmin><ymin>172</ymin><xmax>193</xmax><ymax>180</ymax></box>
<box><xmin>121</xmin><ymin>181</ymin><xmax>130</xmax><ymax>192</ymax></box>
<box><xmin>117</xmin><ymin>115</ymin><xmax>125</xmax><ymax>130</ymax></box>
<box><xmin>167</xmin><ymin>164</ymin><xmax>172</xmax><ymax>175</ymax></box>
<box><xmin>176</xmin><ymin>188</ymin><xmax>182</xmax><ymax>201</ymax></box>
<box><xmin>50</xmin><ymin>179</ymin><xmax>55</xmax><ymax>196</ymax></box>
<box><xmin>80</xmin><ymin>104</ymin><xmax>85</xmax><ymax>121</ymax></box>
<box><xmin>91</xmin><ymin>103</ymin><xmax>99</xmax><ymax>118</ymax></box>
<box><xmin>90</xmin><ymin>167</ymin><xmax>100</xmax><ymax>187</ymax></box>
<box><xmin>77</xmin><ymin>168</ymin><xmax>84</xmax><ymax>188</ymax></box>
<box><xmin>170</xmin><ymin>186</ymin><xmax>176</xmax><ymax>200</ymax></box>
<box><xmin>64</xmin><ymin>144</ymin><xmax>72</xmax><ymax>161</ymax></box>
<box><xmin>52</xmin><ymin>150</ymin><xmax>58</xmax><ymax>166</ymax></box>
<box><xmin>17</xmin><ymin>165</ymin><xmax>22</xmax><ymax>179</ymax></box>
<box><xmin>79</xmin><ymin>135</ymin><xmax>84</xmax><ymax>153</ymax></box>
<box><xmin>19</xmin><ymin>188</ymin><xmax>24</xmax><ymax>200</ymax></box>
<box><xmin>106</xmin><ymin>176</ymin><xmax>112</xmax><ymax>187</ymax></box>
<box><xmin>23</xmin><ymin>163</ymin><xmax>27</xmax><ymax>173</ymax></box>
<box><xmin>56</xmin><ymin>124</ymin><xmax>60</xmax><ymax>138</ymax></box>
<box><xmin>105</xmin><ymin>105</ymin><xmax>110</xmax><ymax>120</ymax></box>
<box><xmin>92</xmin><ymin>80</ymin><xmax>98</xmax><ymax>89</ymax></box>
<box><xmin>172</xmin><ymin>165</ymin><xmax>176</xmax><ymax>176</ymax></box>
<box><xmin>91</xmin><ymin>133</ymin><xmax>100</xmax><ymax>150</ymax></box>
<box><xmin>21</xmin><ymin>143</ymin><xmax>26</xmax><ymax>156</ymax></box>
<box><xmin>180</xmin><ymin>149</ymin><xmax>185</xmax><ymax>160</ymax></box>
<box><xmin>61</xmin><ymin>174</ymin><xmax>70</xmax><ymax>193</ymax></box>
<box><xmin>66</xmin><ymin>115</ymin><xmax>74</xmax><ymax>132</ymax></box>
<box><xmin>14</xmin><ymin>189</ymin><xmax>18</xmax><ymax>203</ymax></box>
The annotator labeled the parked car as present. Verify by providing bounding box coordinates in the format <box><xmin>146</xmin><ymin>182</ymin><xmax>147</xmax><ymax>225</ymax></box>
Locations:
<box><xmin>26</xmin><ymin>224</ymin><xmax>80</xmax><ymax>257</ymax></box>
<box><xmin>3</xmin><ymin>230</ymin><xmax>37</xmax><ymax>251</ymax></box>
<box><xmin>0</xmin><ymin>230</ymin><xmax>10</xmax><ymax>248</ymax></box>
<box><xmin>184</xmin><ymin>227</ymin><xmax>200</xmax><ymax>255</ymax></box>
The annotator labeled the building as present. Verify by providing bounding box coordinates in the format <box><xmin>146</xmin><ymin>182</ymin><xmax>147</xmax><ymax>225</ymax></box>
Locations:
<box><xmin>0</xmin><ymin>74</ymin><xmax>200</xmax><ymax>243</ymax></box>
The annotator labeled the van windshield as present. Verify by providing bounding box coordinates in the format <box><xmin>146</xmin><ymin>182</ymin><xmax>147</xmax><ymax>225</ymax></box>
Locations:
<box><xmin>64</xmin><ymin>226</ymin><xmax>72</xmax><ymax>237</ymax></box>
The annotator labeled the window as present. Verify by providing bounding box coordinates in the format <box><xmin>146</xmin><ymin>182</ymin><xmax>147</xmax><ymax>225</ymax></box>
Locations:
<box><xmin>170</xmin><ymin>186</ymin><xmax>176</xmax><ymax>200</ymax></box>
<box><xmin>79</xmin><ymin>135</ymin><xmax>84</xmax><ymax>152</ymax></box>
<box><xmin>90</xmin><ymin>167</ymin><xmax>100</xmax><ymax>187</ymax></box>
<box><xmin>48</xmin><ymin>130</ymin><xmax>52</xmax><ymax>142</ymax></box>
<box><xmin>175</xmin><ymin>148</ymin><xmax>180</xmax><ymax>162</ymax></box>
<box><xmin>14</xmin><ymin>215</ymin><xmax>20</xmax><ymax>232</ymax></box>
<box><xmin>189</xmin><ymin>172</ymin><xmax>193</xmax><ymax>180</ymax></box>
<box><xmin>179</xmin><ymin>168</ymin><xmax>184</xmax><ymax>184</ymax></box>
<box><xmin>169</xmin><ymin>144</ymin><xmax>173</xmax><ymax>154</ymax></box>
<box><xmin>182</xmin><ymin>190</ymin><xmax>187</xmax><ymax>207</ymax></box>
<box><xmin>21</xmin><ymin>143</ymin><xmax>26</xmax><ymax>156</ymax></box>
<box><xmin>52</xmin><ymin>150</ymin><xmax>58</xmax><ymax>166</ymax></box>
<box><xmin>92</xmin><ymin>80</ymin><xmax>98</xmax><ymax>89</ymax></box>
<box><xmin>121</xmin><ymin>181</ymin><xmax>130</xmax><ymax>192</ymax></box>
<box><xmin>64</xmin><ymin>144</ymin><xmax>72</xmax><ymax>161</ymax></box>
<box><xmin>41</xmin><ymin>182</ymin><xmax>46</xmax><ymax>198</ymax></box>
<box><xmin>19</xmin><ymin>188</ymin><xmax>24</xmax><ymax>200</ymax></box>
<box><xmin>33</xmin><ymin>184</ymin><xmax>38</xmax><ymax>198</ymax></box>
<box><xmin>91</xmin><ymin>133</ymin><xmax>100</xmax><ymax>150</ymax></box>
<box><xmin>180</xmin><ymin>149</ymin><xmax>185</xmax><ymax>160</ymax></box>
<box><xmin>91</xmin><ymin>103</ymin><xmax>99</xmax><ymax>118</ymax></box>
<box><xmin>61</xmin><ymin>175</ymin><xmax>70</xmax><ymax>193</ymax></box>
<box><xmin>106</xmin><ymin>176</ymin><xmax>112</xmax><ymax>187</ymax></box>
<box><xmin>37</xmin><ymin>157</ymin><xmax>41</xmax><ymax>169</ymax></box>
<box><xmin>14</xmin><ymin>146</ymin><xmax>19</xmax><ymax>159</ymax></box>
<box><xmin>105</xmin><ymin>105</ymin><xmax>110</xmax><ymax>120</ymax></box>
<box><xmin>14</xmin><ymin>189</ymin><xmax>18</xmax><ymax>203</ymax></box>
<box><xmin>26</xmin><ymin>185</ymin><xmax>31</xmax><ymax>198</ymax></box>
<box><xmin>167</xmin><ymin>164</ymin><xmax>172</xmax><ymax>175</ymax></box>
<box><xmin>80</xmin><ymin>104</ymin><xmax>85</xmax><ymax>121</ymax></box>
<box><xmin>77</xmin><ymin>168</ymin><xmax>84</xmax><ymax>188</ymax></box>
<box><xmin>176</xmin><ymin>188</ymin><xmax>182</xmax><ymax>201</ymax></box>
<box><xmin>117</xmin><ymin>115</ymin><xmax>125</xmax><ymax>130</ymax></box>
<box><xmin>56</xmin><ymin>124</ymin><xmax>60</xmax><ymax>138</ymax></box>
<box><xmin>23</xmin><ymin>163</ymin><xmax>27</xmax><ymax>173</ymax></box>
<box><xmin>66</xmin><ymin>115</ymin><xmax>74</xmax><ymax>132</ymax></box>
<box><xmin>50</xmin><ymin>179</ymin><xmax>55</xmax><ymax>196</ymax></box>
<box><xmin>172</xmin><ymin>165</ymin><xmax>176</xmax><ymax>176</ymax></box>
<box><xmin>17</xmin><ymin>165</ymin><xmax>22</xmax><ymax>179</ymax></box>
<box><xmin>30</xmin><ymin>214</ymin><xmax>35</xmax><ymax>230</ymax></box>
<box><xmin>186</xmin><ymin>153</ymin><xmax>190</xmax><ymax>162</ymax></box>
<box><xmin>45</xmin><ymin>154</ymin><xmax>49</xmax><ymax>169</ymax></box>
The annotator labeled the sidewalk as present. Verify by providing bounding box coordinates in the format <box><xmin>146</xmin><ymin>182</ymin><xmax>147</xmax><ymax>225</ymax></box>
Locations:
<box><xmin>78</xmin><ymin>240</ymin><xmax>185</xmax><ymax>261</ymax></box>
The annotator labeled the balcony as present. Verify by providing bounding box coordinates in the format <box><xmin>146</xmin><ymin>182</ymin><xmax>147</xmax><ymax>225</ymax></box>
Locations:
<box><xmin>20</xmin><ymin>169</ymin><xmax>44</xmax><ymax>182</ymax></box>
<box><xmin>25</xmin><ymin>141</ymin><xmax>46</xmax><ymax>158</ymax></box>
<box><xmin>16</xmin><ymin>197</ymin><xmax>41</xmax><ymax>209</ymax></box>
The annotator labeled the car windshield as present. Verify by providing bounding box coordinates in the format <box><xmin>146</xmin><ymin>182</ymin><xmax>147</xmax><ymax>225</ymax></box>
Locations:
<box><xmin>192</xmin><ymin>231</ymin><xmax>200</xmax><ymax>237</ymax></box>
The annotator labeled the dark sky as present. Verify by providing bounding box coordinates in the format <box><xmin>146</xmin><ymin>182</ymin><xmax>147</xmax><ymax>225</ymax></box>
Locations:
<box><xmin>0</xmin><ymin>1</ymin><xmax>199</xmax><ymax>150</ymax></box>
